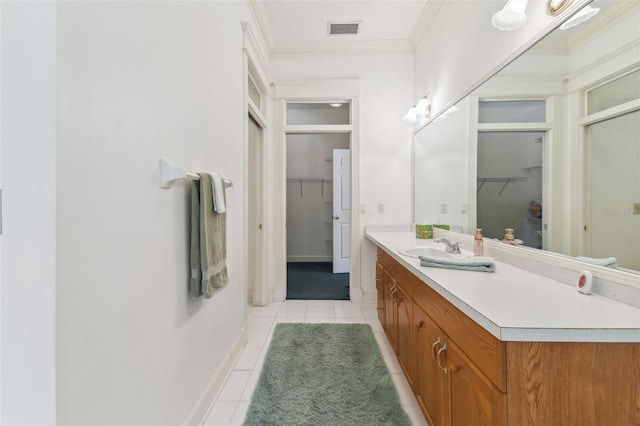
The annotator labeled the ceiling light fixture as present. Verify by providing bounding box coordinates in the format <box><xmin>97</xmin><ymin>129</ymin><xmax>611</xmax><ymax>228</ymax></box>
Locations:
<box><xmin>491</xmin><ymin>0</ymin><xmax>529</xmax><ymax>31</ymax></box>
<box><xmin>403</xmin><ymin>94</ymin><xmax>432</xmax><ymax>123</ymax></box>
<box><xmin>559</xmin><ymin>5</ymin><xmax>600</xmax><ymax>30</ymax></box>
<box><xmin>329</xmin><ymin>103</ymin><xmax>343</xmax><ymax>108</ymax></box>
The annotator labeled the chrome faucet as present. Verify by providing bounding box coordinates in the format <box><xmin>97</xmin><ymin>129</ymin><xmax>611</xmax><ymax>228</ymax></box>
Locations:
<box><xmin>435</xmin><ymin>238</ymin><xmax>461</xmax><ymax>254</ymax></box>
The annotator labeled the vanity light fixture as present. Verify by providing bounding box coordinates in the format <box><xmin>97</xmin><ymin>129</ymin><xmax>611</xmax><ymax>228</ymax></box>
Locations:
<box><xmin>433</xmin><ymin>105</ymin><xmax>460</xmax><ymax>122</ymax></box>
<box><xmin>559</xmin><ymin>5</ymin><xmax>600</xmax><ymax>30</ymax></box>
<box><xmin>402</xmin><ymin>94</ymin><xmax>432</xmax><ymax>123</ymax></box>
<box><xmin>546</xmin><ymin>0</ymin><xmax>573</xmax><ymax>16</ymax></box>
<box><xmin>491</xmin><ymin>0</ymin><xmax>529</xmax><ymax>31</ymax></box>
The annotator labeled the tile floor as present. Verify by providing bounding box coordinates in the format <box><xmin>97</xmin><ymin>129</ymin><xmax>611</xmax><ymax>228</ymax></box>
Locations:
<box><xmin>202</xmin><ymin>300</ymin><xmax>428</xmax><ymax>426</ymax></box>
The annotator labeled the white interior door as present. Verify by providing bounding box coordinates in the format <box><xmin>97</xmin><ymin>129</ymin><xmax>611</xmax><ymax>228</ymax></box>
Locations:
<box><xmin>332</xmin><ymin>149</ymin><xmax>350</xmax><ymax>273</ymax></box>
<box><xmin>248</xmin><ymin>114</ymin><xmax>264</xmax><ymax>304</ymax></box>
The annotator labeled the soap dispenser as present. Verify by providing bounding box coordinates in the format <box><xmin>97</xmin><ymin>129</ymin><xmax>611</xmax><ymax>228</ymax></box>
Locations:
<box><xmin>474</xmin><ymin>228</ymin><xmax>484</xmax><ymax>256</ymax></box>
<box><xmin>502</xmin><ymin>228</ymin><xmax>517</xmax><ymax>245</ymax></box>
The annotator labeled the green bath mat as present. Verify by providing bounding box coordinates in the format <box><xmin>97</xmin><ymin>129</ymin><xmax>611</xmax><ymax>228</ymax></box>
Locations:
<box><xmin>244</xmin><ymin>323</ymin><xmax>411</xmax><ymax>426</ymax></box>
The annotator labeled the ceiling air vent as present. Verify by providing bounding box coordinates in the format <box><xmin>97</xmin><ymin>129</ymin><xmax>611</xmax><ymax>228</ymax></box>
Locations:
<box><xmin>328</xmin><ymin>22</ymin><xmax>360</xmax><ymax>36</ymax></box>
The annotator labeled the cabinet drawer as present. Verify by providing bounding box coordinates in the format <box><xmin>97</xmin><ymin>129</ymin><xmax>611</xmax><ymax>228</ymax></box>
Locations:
<box><xmin>413</xmin><ymin>281</ymin><xmax>506</xmax><ymax>392</ymax></box>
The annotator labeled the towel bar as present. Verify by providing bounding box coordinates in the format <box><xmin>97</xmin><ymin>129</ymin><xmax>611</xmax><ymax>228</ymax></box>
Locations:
<box><xmin>159</xmin><ymin>158</ymin><xmax>233</xmax><ymax>189</ymax></box>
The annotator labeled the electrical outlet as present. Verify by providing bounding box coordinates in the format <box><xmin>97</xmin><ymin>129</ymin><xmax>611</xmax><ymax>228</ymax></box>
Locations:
<box><xmin>441</xmin><ymin>203</ymin><xmax>448</xmax><ymax>214</ymax></box>
<box><xmin>378</xmin><ymin>203</ymin><xmax>385</xmax><ymax>214</ymax></box>
<box><xmin>460</xmin><ymin>203</ymin><xmax>468</xmax><ymax>214</ymax></box>
<box><xmin>360</xmin><ymin>204</ymin><xmax>367</xmax><ymax>214</ymax></box>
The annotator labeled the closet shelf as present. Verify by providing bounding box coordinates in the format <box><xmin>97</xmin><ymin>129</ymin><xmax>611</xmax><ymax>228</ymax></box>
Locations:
<box><xmin>287</xmin><ymin>178</ymin><xmax>333</xmax><ymax>197</ymax></box>
<box><xmin>477</xmin><ymin>177</ymin><xmax>528</xmax><ymax>196</ymax></box>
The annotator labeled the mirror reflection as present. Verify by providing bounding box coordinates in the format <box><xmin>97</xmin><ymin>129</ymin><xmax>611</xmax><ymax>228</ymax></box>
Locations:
<box><xmin>413</xmin><ymin>0</ymin><xmax>640</xmax><ymax>274</ymax></box>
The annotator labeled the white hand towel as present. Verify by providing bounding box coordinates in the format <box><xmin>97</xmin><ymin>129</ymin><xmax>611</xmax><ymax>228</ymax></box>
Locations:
<box><xmin>209</xmin><ymin>172</ymin><xmax>226</xmax><ymax>213</ymax></box>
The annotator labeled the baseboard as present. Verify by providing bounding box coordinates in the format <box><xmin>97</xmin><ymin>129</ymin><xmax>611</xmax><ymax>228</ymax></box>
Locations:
<box><xmin>362</xmin><ymin>290</ymin><xmax>377</xmax><ymax>305</ymax></box>
<box><xmin>183</xmin><ymin>325</ymin><xmax>249</xmax><ymax>426</ymax></box>
<box><xmin>350</xmin><ymin>287</ymin><xmax>364</xmax><ymax>303</ymax></box>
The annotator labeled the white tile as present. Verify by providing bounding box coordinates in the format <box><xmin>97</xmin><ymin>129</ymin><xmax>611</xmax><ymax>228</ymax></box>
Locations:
<box><xmin>375</xmin><ymin>335</ymin><xmax>402</xmax><ymax>374</ymax></box>
<box><xmin>245</xmin><ymin>316</ymin><xmax>274</xmax><ymax>348</ymax></box>
<box><xmin>274</xmin><ymin>316</ymin><xmax>306</xmax><ymax>324</ymax></box>
<box><xmin>304</xmin><ymin>317</ymin><xmax>336</xmax><ymax>324</ymax></box>
<box><xmin>253</xmin><ymin>346</ymin><xmax>269</xmax><ymax>371</ymax></box>
<box><xmin>277</xmin><ymin>302</ymin><xmax>307</xmax><ymax>317</ymax></box>
<box><xmin>391</xmin><ymin>373</ymin><xmax>419</xmax><ymax>406</ymax></box>
<box><xmin>245</xmin><ymin>329</ymin><xmax>270</xmax><ymax>348</ymax></box>
<box><xmin>203</xmin><ymin>401</ymin><xmax>237</xmax><ymax>426</ymax></box>
<box><xmin>403</xmin><ymin>404</ymin><xmax>428</xmax><ymax>426</ymax></box>
<box><xmin>249</xmin><ymin>303</ymin><xmax>281</xmax><ymax>317</ymax></box>
<box><xmin>240</xmin><ymin>370</ymin><xmax>261</xmax><ymax>401</ymax></box>
<box><xmin>233</xmin><ymin>346</ymin><xmax>262</xmax><ymax>371</ymax></box>
<box><xmin>229</xmin><ymin>401</ymin><xmax>250</xmax><ymax>426</ymax></box>
<box><xmin>307</xmin><ymin>300</ymin><xmax>333</xmax><ymax>307</ymax></box>
<box><xmin>366</xmin><ymin>318</ymin><xmax>384</xmax><ymax>333</ymax></box>
<box><xmin>335</xmin><ymin>317</ymin><xmax>367</xmax><ymax>324</ymax></box>
<box><xmin>217</xmin><ymin>370</ymin><xmax>252</xmax><ymax>401</ymax></box>
<box><xmin>334</xmin><ymin>301</ymin><xmax>364</xmax><ymax>319</ymax></box>
<box><xmin>361</xmin><ymin>303</ymin><xmax>379</xmax><ymax>319</ymax></box>
<box><xmin>306</xmin><ymin>306</ymin><xmax>334</xmax><ymax>318</ymax></box>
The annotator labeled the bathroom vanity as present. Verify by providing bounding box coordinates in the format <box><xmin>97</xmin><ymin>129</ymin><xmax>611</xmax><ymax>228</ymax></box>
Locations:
<box><xmin>367</xmin><ymin>229</ymin><xmax>640</xmax><ymax>426</ymax></box>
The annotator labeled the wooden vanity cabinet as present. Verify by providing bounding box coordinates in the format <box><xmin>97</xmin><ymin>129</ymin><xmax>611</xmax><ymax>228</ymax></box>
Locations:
<box><xmin>395</xmin><ymin>283</ymin><xmax>414</xmax><ymax>387</ymax></box>
<box><xmin>414</xmin><ymin>305</ymin><xmax>450</xmax><ymax>426</ymax></box>
<box><xmin>377</xmin><ymin>247</ymin><xmax>506</xmax><ymax>425</ymax></box>
<box><xmin>375</xmin><ymin>246</ymin><xmax>640</xmax><ymax>425</ymax></box>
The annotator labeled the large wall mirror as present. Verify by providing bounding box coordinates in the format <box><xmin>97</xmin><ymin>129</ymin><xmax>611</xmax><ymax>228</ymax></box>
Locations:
<box><xmin>414</xmin><ymin>0</ymin><xmax>640</xmax><ymax>277</ymax></box>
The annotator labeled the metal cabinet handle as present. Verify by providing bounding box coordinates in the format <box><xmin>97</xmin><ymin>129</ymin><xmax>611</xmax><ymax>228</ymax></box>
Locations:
<box><xmin>436</xmin><ymin>343</ymin><xmax>448</xmax><ymax>374</ymax></box>
<box><xmin>431</xmin><ymin>338</ymin><xmax>441</xmax><ymax>361</ymax></box>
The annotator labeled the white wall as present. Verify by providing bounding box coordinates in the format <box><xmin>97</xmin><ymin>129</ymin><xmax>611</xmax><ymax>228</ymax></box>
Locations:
<box><xmin>414</xmin><ymin>0</ymin><xmax>589</xmax><ymax>118</ymax></box>
<box><xmin>414</xmin><ymin>97</ymin><xmax>472</xmax><ymax>233</ymax></box>
<box><xmin>56</xmin><ymin>2</ymin><xmax>255</xmax><ymax>424</ymax></box>
<box><xmin>271</xmin><ymin>54</ymin><xmax>415</xmax><ymax>301</ymax></box>
<box><xmin>1</xmin><ymin>1</ymin><xmax>57</xmax><ymax>424</ymax></box>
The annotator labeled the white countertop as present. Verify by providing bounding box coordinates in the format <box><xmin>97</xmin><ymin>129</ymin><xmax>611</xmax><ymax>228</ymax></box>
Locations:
<box><xmin>366</xmin><ymin>230</ymin><xmax>640</xmax><ymax>342</ymax></box>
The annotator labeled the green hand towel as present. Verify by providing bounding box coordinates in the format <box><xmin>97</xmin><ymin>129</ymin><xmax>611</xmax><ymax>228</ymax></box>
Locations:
<box><xmin>199</xmin><ymin>173</ymin><xmax>229</xmax><ymax>298</ymax></box>
<box><xmin>190</xmin><ymin>181</ymin><xmax>202</xmax><ymax>297</ymax></box>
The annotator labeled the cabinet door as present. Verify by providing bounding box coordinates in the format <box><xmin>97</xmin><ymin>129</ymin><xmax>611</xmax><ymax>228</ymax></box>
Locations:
<box><xmin>414</xmin><ymin>306</ymin><xmax>450</xmax><ymax>426</ymax></box>
<box><xmin>446</xmin><ymin>341</ymin><xmax>506</xmax><ymax>426</ymax></box>
<box><xmin>396</xmin><ymin>284</ymin><xmax>414</xmax><ymax>386</ymax></box>
<box><xmin>383</xmin><ymin>270</ymin><xmax>397</xmax><ymax>351</ymax></box>
<box><xmin>375</xmin><ymin>261</ymin><xmax>384</xmax><ymax>325</ymax></box>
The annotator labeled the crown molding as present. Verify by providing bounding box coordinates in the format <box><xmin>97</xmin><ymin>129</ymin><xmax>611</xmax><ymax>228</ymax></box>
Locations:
<box><xmin>270</xmin><ymin>39</ymin><xmax>413</xmax><ymax>59</ymax></box>
<box><xmin>566</xmin><ymin>1</ymin><xmax>639</xmax><ymax>52</ymax></box>
<box><xmin>409</xmin><ymin>0</ymin><xmax>445</xmax><ymax>50</ymax></box>
<box><xmin>248</xmin><ymin>0</ymin><xmax>274</xmax><ymax>52</ymax></box>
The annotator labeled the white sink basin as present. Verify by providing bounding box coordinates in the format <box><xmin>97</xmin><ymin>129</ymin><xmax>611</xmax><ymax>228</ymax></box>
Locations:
<box><xmin>398</xmin><ymin>247</ymin><xmax>455</xmax><ymax>258</ymax></box>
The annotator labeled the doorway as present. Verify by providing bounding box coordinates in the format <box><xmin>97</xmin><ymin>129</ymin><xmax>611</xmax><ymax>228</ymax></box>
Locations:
<box><xmin>476</xmin><ymin>131</ymin><xmax>545</xmax><ymax>248</ymax></box>
<box><xmin>585</xmin><ymin>110</ymin><xmax>640</xmax><ymax>271</ymax></box>
<box><xmin>285</xmin><ymin>133</ymin><xmax>350</xmax><ymax>300</ymax></box>
<box><xmin>247</xmin><ymin>113</ymin><xmax>265</xmax><ymax>305</ymax></box>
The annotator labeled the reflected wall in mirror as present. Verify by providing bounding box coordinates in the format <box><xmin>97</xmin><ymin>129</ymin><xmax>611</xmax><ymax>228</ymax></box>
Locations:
<box><xmin>413</xmin><ymin>0</ymin><xmax>640</xmax><ymax>275</ymax></box>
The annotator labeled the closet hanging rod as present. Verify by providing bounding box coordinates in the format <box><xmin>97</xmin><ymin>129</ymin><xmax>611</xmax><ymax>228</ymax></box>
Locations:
<box><xmin>159</xmin><ymin>158</ymin><xmax>233</xmax><ymax>189</ymax></box>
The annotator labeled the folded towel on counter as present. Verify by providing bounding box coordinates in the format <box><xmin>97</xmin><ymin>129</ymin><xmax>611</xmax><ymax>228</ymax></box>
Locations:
<box><xmin>199</xmin><ymin>172</ymin><xmax>229</xmax><ymax>298</ymax></box>
<box><xmin>209</xmin><ymin>172</ymin><xmax>226</xmax><ymax>213</ymax></box>
<box><xmin>575</xmin><ymin>256</ymin><xmax>618</xmax><ymax>268</ymax></box>
<box><xmin>419</xmin><ymin>255</ymin><xmax>496</xmax><ymax>273</ymax></box>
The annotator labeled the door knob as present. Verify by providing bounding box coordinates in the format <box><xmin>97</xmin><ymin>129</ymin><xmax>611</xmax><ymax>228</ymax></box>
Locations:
<box><xmin>333</xmin><ymin>215</ymin><xmax>339</xmax><ymax>220</ymax></box>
